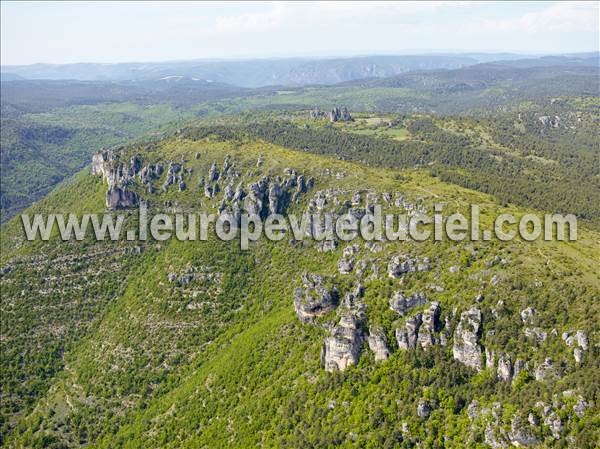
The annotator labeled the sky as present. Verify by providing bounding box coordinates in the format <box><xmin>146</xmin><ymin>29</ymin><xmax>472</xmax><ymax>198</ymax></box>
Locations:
<box><xmin>1</xmin><ymin>1</ymin><xmax>598</xmax><ymax>66</ymax></box>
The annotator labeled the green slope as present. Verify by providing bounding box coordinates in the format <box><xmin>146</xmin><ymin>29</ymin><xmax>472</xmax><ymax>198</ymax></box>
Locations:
<box><xmin>1</xmin><ymin>134</ymin><xmax>598</xmax><ymax>448</ymax></box>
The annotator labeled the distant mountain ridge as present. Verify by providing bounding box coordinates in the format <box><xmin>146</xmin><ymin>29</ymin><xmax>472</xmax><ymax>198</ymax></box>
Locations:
<box><xmin>0</xmin><ymin>52</ymin><xmax>572</xmax><ymax>87</ymax></box>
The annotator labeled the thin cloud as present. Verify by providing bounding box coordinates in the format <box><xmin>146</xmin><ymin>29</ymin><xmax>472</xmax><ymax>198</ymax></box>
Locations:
<box><xmin>471</xmin><ymin>2</ymin><xmax>598</xmax><ymax>33</ymax></box>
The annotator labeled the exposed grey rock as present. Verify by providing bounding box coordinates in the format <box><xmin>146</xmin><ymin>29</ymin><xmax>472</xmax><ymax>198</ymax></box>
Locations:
<box><xmin>396</xmin><ymin>314</ymin><xmax>422</xmax><ymax>350</ymax></box>
<box><xmin>452</xmin><ymin>307</ymin><xmax>483</xmax><ymax>371</ymax></box>
<box><xmin>573</xmin><ymin>348</ymin><xmax>584</xmax><ymax>364</ymax></box>
<box><xmin>309</xmin><ymin>107</ymin><xmax>326</xmax><ymax>120</ymax></box>
<box><xmin>322</xmin><ymin>312</ymin><xmax>364</xmax><ymax>372</ymax></box>
<box><xmin>367</xmin><ymin>327</ymin><xmax>390</xmax><ymax>362</ymax></box>
<box><xmin>388</xmin><ymin>255</ymin><xmax>429</xmax><ymax>278</ymax></box>
<box><xmin>528</xmin><ymin>413</ymin><xmax>538</xmax><ymax>426</ymax></box>
<box><xmin>512</xmin><ymin>359</ymin><xmax>527</xmax><ymax>382</ymax></box>
<box><xmin>343</xmin><ymin>244</ymin><xmax>359</xmax><ymax>258</ymax></box>
<box><xmin>294</xmin><ymin>273</ymin><xmax>338</xmax><ymax>323</ymax></box>
<box><xmin>338</xmin><ymin>258</ymin><xmax>354</xmax><ymax>275</ymax></box>
<box><xmin>573</xmin><ymin>396</ymin><xmax>588</xmax><ymax>418</ymax></box>
<box><xmin>524</xmin><ymin>327</ymin><xmax>547</xmax><ymax>343</ymax></box>
<box><xmin>417</xmin><ymin>302</ymin><xmax>441</xmax><ymax>348</ymax></box>
<box><xmin>208</xmin><ymin>162</ymin><xmax>219</xmax><ymax>181</ymax></box>
<box><xmin>508</xmin><ymin>416</ymin><xmax>537</xmax><ymax>446</ymax></box>
<box><xmin>544</xmin><ymin>411</ymin><xmax>563</xmax><ymax>439</ymax></box>
<box><xmin>268</xmin><ymin>181</ymin><xmax>283</xmax><ymax>214</ymax></box>
<box><xmin>329</xmin><ymin>106</ymin><xmax>353</xmax><ymax>122</ymax></box>
<box><xmin>485</xmin><ymin>348</ymin><xmax>496</xmax><ymax>370</ymax></box>
<box><xmin>534</xmin><ymin>358</ymin><xmax>558</xmax><ymax>381</ymax></box>
<box><xmin>497</xmin><ymin>353</ymin><xmax>513</xmax><ymax>382</ymax></box>
<box><xmin>417</xmin><ymin>400</ymin><xmax>431</xmax><ymax>418</ymax></box>
<box><xmin>520</xmin><ymin>307</ymin><xmax>537</xmax><ymax>324</ymax></box>
<box><xmin>467</xmin><ymin>401</ymin><xmax>480</xmax><ymax>421</ymax></box>
<box><xmin>538</xmin><ymin>115</ymin><xmax>561</xmax><ymax>129</ymax></box>
<box><xmin>574</xmin><ymin>330</ymin><xmax>589</xmax><ymax>350</ymax></box>
<box><xmin>485</xmin><ymin>423</ymin><xmax>508</xmax><ymax>449</ymax></box>
<box><xmin>105</xmin><ymin>186</ymin><xmax>139</xmax><ymax>209</ymax></box>
<box><xmin>317</xmin><ymin>239</ymin><xmax>338</xmax><ymax>252</ymax></box>
<box><xmin>389</xmin><ymin>291</ymin><xmax>427</xmax><ymax>315</ymax></box>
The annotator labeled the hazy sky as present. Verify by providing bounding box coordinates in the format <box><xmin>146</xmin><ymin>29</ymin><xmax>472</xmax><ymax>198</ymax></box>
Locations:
<box><xmin>1</xmin><ymin>1</ymin><xmax>598</xmax><ymax>65</ymax></box>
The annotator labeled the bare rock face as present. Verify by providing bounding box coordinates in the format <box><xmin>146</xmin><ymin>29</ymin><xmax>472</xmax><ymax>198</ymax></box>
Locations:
<box><xmin>452</xmin><ymin>307</ymin><xmax>483</xmax><ymax>372</ymax></box>
<box><xmin>294</xmin><ymin>273</ymin><xmax>338</xmax><ymax>323</ymax></box>
<box><xmin>417</xmin><ymin>400</ymin><xmax>431</xmax><ymax>418</ymax></box>
<box><xmin>322</xmin><ymin>313</ymin><xmax>364</xmax><ymax>372</ymax></box>
<box><xmin>534</xmin><ymin>358</ymin><xmax>559</xmax><ymax>381</ymax></box>
<box><xmin>508</xmin><ymin>416</ymin><xmax>538</xmax><ymax>446</ymax></box>
<box><xmin>367</xmin><ymin>327</ymin><xmax>390</xmax><ymax>362</ymax></box>
<box><xmin>268</xmin><ymin>181</ymin><xmax>283</xmax><ymax>215</ymax></box>
<box><xmin>329</xmin><ymin>106</ymin><xmax>353</xmax><ymax>123</ymax></box>
<box><xmin>497</xmin><ymin>353</ymin><xmax>513</xmax><ymax>382</ymax></box>
<box><xmin>417</xmin><ymin>302</ymin><xmax>441</xmax><ymax>348</ymax></box>
<box><xmin>544</xmin><ymin>412</ymin><xmax>563</xmax><ymax>439</ymax></box>
<box><xmin>338</xmin><ymin>258</ymin><xmax>354</xmax><ymax>275</ymax></box>
<box><xmin>520</xmin><ymin>306</ymin><xmax>537</xmax><ymax>324</ymax></box>
<box><xmin>92</xmin><ymin>149</ymin><xmax>140</xmax><ymax>209</ymax></box>
<box><xmin>524</xmin><ymin>327</ymin><xmax>547</xmax><ymax>344</ymax></box>
<box><xmin>389</xmin><ymin>291</ymin><xmax>427</xmax><ymax>315</ymax></box>
<box><xmin>396</xmin><ymin>314</ymin><xmax>422</xmax><ymax>350</ymax></box>
<box><xmin>105</xmin><ymin>186</ymin><xmax>139</xmax><ymax>209</ymax></box>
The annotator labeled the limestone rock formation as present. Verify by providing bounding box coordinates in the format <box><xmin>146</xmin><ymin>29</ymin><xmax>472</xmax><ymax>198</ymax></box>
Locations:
<box><xmin>294</xmin><ymin>273</ymin><xmax>338</xmax><ymax>323</ymax></box>
<box><xmin>496</xmin><ymin>353</ymin><xmax>513</xmax><ymax>382</ymax></box>
<box><xmin>367</xmin><ymin>327</ymin><xmax>390</xmax><ymax>362</ymax></box>
<box><xmin>417</xmin><ymin>302</ymin><xmax>441</xmax><ymax>348</ymax></box>
<box><xmin>322</xmin><ymin>312</ymin><xmax>364</xmax><ymax>372</ymax></box>
<box><xmin>452</xmin><ymin>307</ymin><xmax>483</xmax><ymax>371</ymax></box>
<box><xmin>396</xmin><ymin>314</ymin><xmax>422</xmax><ymax>350</ymax></box>
<box><xmin>389</xmin><ymin>291</ymin><xmax>427</xmax><ymax>315</ymax></box>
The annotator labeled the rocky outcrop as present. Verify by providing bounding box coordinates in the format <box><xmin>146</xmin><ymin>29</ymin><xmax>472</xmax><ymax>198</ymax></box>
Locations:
<box><xmin>417</xmin><ymin>302</ymin><xmax>441</xmax><ymax>348</ymax></box>
<box><xmin>367</xmin><ymin>327</ymin><xmax>390</xmax><ymax>362</ymax></box>
<box><xmin>453</xmin><ymin>307</ymin><xmax>483</xmax><ymax>372</ymax></box>
<box><xmin>105</xmin><ymin>186</ymin><xmax>139</xmax><ymax>209</ymax></box>
<box><xmin>388</xmin><ymin>255</ymin><xmax>430</xmax><ymax>278</ymax></box>
<box><xmin>294</xmin><ymin>273</ymin><xmax>338</xmax><ymax>323</ymax></box>
<box><xmin>322</xmin><ymin>312</ymin><xmax>364</xmax><ymax>372</ymax></box>
<box><xmin>92</xmin><ymin>149</ymin><xmax>141</xmax><ymax>209</ymax></box>
<box><xmin>534</xmin><ymin>358</ymin><xmax>559</xmax><ymax>381</ymax></box>
<box><xmin>389</xmin><ymin>291</ymin><xmax>427</xmax><ymax>315</ymax></box>
<box><xmin>309</xmin><ymin>107</ymin><xmax>327</xmax><ymax>120</ymax></box>
<box><xmin>337</xmin><ymin>258</ymin><xmax>353</xmax><ymax>275</ymax></box>
<box><xmin>496</xmin><ymin>353</ymin><xmax>513</xmax><ymax>382</ymax></box>
<box><xmin>396</xmin><ymin>314</ymin><xmax>422</xmax><ymax>350</ymax></box>
<box><xmin>562</xmin><ymin>330</ymin><xmax>589</xmax><ymax>364</ymax></box>
<box><xmin>417</xmin><ymin>400</ymin><xmax>431</xmax><ymax>418</ymax></box>
<box><xmin>508</xmin><ymin>416</ymin><xmax>538</xmax><ymax>446</ymax></box>
<box><xmin>268</xmin><ymin>181</ymin><xmax>283</xmax><ymax>214</ymax></box>
<box><xmin>524</xmin><ymin>327</ymin><xmax>547</xmax><ymax>344</ymax></box>
<box><xmin>329</xmin><ymin>106</ymin><xmax>353</xmax><ymax>122</ymax></box>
